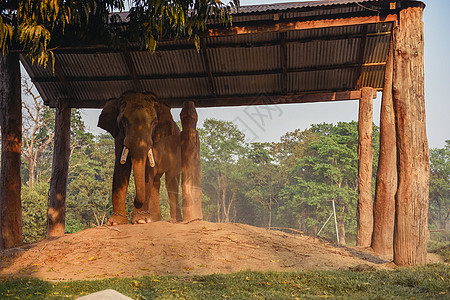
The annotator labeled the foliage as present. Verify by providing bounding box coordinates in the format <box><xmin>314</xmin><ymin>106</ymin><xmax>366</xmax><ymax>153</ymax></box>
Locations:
<box><xmin>0</xmin><ymin>0</ymin><xmax>238</xmax><ymax>67</ymax></box>
<box><xmin>21</xmin><ymin>181</ymin><xmax>48</xmax><ymax>243</ymax></box>
<box><xmin>199</xmin><ymin>119</ymin><xmax>246</xmax><ymax>223</ymax></box>
<box><xmin>429</xmin><ymin>140</ymin><xmax>450</xmax><ymax>230</ymax></box>
<box><xmin>1</xmin><ymin>264</ymin><xmax>449</xmax><ymax>299</ymax></box>
<box><xmin>277</xmin><ymin>122</ymin><xmax>379</xmax><ymax>245</ymax></box>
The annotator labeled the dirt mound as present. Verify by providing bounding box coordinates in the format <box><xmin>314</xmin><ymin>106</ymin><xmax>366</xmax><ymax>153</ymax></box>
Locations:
<box><xmin>0</xmin><ymin>221</ymin><xmax>390</xmax><ymax>280</ymax></box>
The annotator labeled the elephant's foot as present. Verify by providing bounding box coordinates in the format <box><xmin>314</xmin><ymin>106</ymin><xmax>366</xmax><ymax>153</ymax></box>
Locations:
<box><xmin>131</xmin><ymin>211</ymin><xmax>152</xmax><ymax>224</ymax></box>
<box><xmin>107</xmin><ymin>212</ymin><xmax>129</xmax><ymax>226</ymax></box>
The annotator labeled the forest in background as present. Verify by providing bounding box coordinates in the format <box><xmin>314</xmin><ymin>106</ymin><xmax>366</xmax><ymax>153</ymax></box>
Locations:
<box><xmin>0</xmin><ymin>80</ymin><xmax>448</xmax><ymax>246</ymax></box>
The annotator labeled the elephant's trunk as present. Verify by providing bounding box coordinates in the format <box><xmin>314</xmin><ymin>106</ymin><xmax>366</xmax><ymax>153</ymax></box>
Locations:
<box><xmin>131</xmin><ymin>157</ymin><xmax>146</xmax><ymax>209</ymax></box>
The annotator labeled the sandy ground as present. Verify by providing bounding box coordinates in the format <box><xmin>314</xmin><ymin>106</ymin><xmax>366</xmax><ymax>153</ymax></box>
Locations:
<box><xmin>0</xmin><ymin>221</ymin><xmax>433</xmax><ymax>281</ymax></box>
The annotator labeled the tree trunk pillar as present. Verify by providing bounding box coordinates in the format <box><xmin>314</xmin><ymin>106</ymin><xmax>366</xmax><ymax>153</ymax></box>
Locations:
<box><xmin>356</xmin><ymin>87</ymin><xmax>374</xmax><ymax>247</ymax></box>
<box><xmin>180</xmin><ymin>101</ymin><xmax>203</xmax><ymax>222</ymax></box>
<box><xmin>372</xmin><ymin>38</ymin><xmax>396</xmax><ymax>256</ymax></box>
<box><xmin>0</xmin><ymin>52</ymin><xmax>23</xmax><ymax>249</ymax></box>
<box><xmin>393</xmin><ymin>5</ymin><xmax>429</xmax><ymax>266</ymax></box>
<box><xmin>47</xmin><ymin>99</ymin><xmax>71</xmax><ymax>237</ymax></box>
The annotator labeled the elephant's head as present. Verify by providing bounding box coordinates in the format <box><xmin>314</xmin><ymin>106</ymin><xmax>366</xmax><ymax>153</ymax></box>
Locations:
<box><xmin>98</xmin><ymin>92</ymin><xmax>160</xmax><ymax>209</ymax></box>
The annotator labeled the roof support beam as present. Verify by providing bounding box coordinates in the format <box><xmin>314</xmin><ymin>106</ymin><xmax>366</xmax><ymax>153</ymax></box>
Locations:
<box><xmin>38</xmin><ymin>31</ymin><xmax>392</xmax><ymax>54</ymax></box>
<box><xmin>200</xmin><ymin>38</ymin><xmax>216</xmax><ymax>96</ymax></box>
<box><xmin>60</xmin><ymin>90</ymin><xmax>376</xmax><ymax>109</ymax></box>
<box><xmin>54</xmin><ymin>60</ymin><xmax>77</xmax><ymax>103</ymax></box>
<box><xmin>355</xmin><ymin>25</ymin><xmax>369</xmax><ymax>89</ymax></box>
<box><xmin>121</xmin><ymin>46</ymin><xmax>143</xmax><ymax>92</ymax></box>
<box><xmin>280</xmin><ymin>32</ymin><xmax>288</xmax><ymax>94</ymax></box>
<box><xmin>207</xmin><ymin>14</ymin><xmax>398</xmax><ymax>37</ymax></box>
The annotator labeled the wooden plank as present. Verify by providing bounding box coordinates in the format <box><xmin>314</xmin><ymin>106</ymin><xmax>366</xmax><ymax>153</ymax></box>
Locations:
<box><xmin>200</xmin><ymin>38</ymin><xmax>216</xmax><ymax>96</ymax></box>
<box><xmin>121</xmin><ymin>46</ymin><xmax>143</xmax><ymax>92</ymax></box>
<box><xmin>280</xmin><ymin>32</ymin><xmax>287</xmax><ymax>94</ymax></box>
<box><xmin>207</xmin><ymin>14</ymin><xmax>398</xmax><ymax>37</ymax></box>
<box><xmin>54</xmin><ymin>60</ymin><xmax>78</xmax><ymax>101</ymax></box>
<box><xmin>355</xmin><ymin>25</ymin><xmax>369</xmax><ymax>89</ymax></box>
<box><xmin>26</xmin><ymin>30</ymin><xmax>391</xmax><ymax>54</ymax></box>
<box><xmin>62</xmin><ymin>90</ymin><xmax>367</xmax><ymax>109</ymax></box>
<box><xmin>163</xmin><ymin>90</ymin><xmax>366</xmax><ymax>107</ymax></box>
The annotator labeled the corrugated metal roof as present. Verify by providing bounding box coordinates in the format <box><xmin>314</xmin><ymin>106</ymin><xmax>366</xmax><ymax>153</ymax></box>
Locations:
<box><xmin>236</xmin><ymin>0</ymin><xmax>373</xmax><ymax>14</ymax></box>
<box><xmin>20</xmin><ymin>0</ymin><xmax>405</xmax><ymax>108</ymax></box>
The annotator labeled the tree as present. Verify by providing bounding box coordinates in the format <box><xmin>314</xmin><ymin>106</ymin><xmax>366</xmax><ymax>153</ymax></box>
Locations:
<box><xmin>429</xmin><ymin>140</ymin><xmax>450</xmax><ymax>230</ymax></box>
<box><xmin>271</xmin><ymin>128</ymin><xmax>318</xmax><ymax>185</ymax></box>
<box><xmin>241</xmin><ymin>142</ymin><xmax>279</xmax><ymax>228</ymax></box>
<box><xmin>277</xmin><ymin>122</ymin><xmax>379</xmax><ymax>245</ymax></box>
<box><xmin>199</xmin><ymin>119</ymin><xmax>246</xmax><ymax>223</ymax></box>
<box><xmin>21</xmin><ymin>77</ymin><xmax>54</xmax><ymax>187</ymax></box>
<box><xmin>1</xmin><ymin>0</ymin><xmax>237</xmax><ymax>66</ymax></box>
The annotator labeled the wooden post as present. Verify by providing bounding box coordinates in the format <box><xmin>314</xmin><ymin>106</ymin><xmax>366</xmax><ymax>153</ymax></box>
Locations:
<box><xmin>47</xmin><ymin>99</ymin><xmax>71</xmax><ymax>237</ymax></box>
<box><xmin>356</xmin><ymin>87</ymin><xmax>374</xmax><ymax>247</ymax></box>
<box><xmin>180</xmin><ymin>101</ymin><xmax>203</xmax><ymax>222</ymax></box>
<box><xmin>372</xmin><ymin>37</ymin><xmax>396</xmax><ymax>256</ymax></box>
<box><xmin>0</xmin><ymin>52</ymin><xmax>23</xmax><ymax>249</ymax></box>
<box><xmin>392</xmin><ymin>5</ymin><xmax>429</xmax><ymax>266</ymax></box>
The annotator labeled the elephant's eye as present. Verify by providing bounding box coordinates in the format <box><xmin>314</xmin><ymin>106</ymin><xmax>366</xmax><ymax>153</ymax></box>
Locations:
<box><xmin>118</xmin><ymin>116</ymin><xmax>128</xmax><ymax>129</ymax></box>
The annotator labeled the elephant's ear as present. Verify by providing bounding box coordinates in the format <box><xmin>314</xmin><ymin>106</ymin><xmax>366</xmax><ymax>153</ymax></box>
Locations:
<box><xmin>98</xmin><ymin>99</ymin><xmax>119</xmax><ymax>138</ymax></box>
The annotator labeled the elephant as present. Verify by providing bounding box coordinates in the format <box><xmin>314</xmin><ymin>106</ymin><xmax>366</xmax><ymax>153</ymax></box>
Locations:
<box><xmin>97</xmin><ymin>92</ymin><xmax>182</xmax><ymax>226</ymax></box>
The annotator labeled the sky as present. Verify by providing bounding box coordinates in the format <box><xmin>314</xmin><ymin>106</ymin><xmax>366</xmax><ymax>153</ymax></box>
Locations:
<box><xmin>76</xmin><ymin>0</ymin><xmax>449</xmax><ymax>148</ymax></box>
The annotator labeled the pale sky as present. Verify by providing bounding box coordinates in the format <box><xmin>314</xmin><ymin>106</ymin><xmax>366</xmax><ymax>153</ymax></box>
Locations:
<box><xmin>77</xmin><ymin>0</ymin><xmax>449</xmax><ymax>148</ymax></box>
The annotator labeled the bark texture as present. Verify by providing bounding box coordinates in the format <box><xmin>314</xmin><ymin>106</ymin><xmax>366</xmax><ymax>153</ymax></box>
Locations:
<box><xmin>47</xmin><ymin>99</ymin><xmax>71</xmax><ymax>237</ymax></box>
<box><xmin>356</xmin><ymin>87</ymin><xmax>374</xmax><ymax>247</ymax></box>
<box><xmin>393</xmin><ymin>6</ymin><xmax>429</xmax><ymax>266</ymax></box>
<box><xmin>0</xmin><ymin>53</ymin><xmax>23</xmax><ymax>249</ymax></box>
<box><xmin>372</xmin><ymin>39</ymin><xmax>396</xmax><ymax>256</ymax></box>
<box><xmin>180</xmin><ymin>101</ymin><xmax>203</xmax><ymax>222</ymax></box>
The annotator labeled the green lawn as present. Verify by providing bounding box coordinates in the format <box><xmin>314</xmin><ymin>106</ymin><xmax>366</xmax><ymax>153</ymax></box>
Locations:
<box><xmin>0</xmin><ymin>264</ymin><xmax>448</xmax><ymax>299</ymax></box>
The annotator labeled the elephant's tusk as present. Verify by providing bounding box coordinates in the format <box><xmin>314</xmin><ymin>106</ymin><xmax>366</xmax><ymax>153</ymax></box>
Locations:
<box><xmin>120</xmin><ymin>147</ymin><xmax>129</xmax><ymax>164</ymax></box>
<box><xmin>148</xmin><ymin>148</ymin><xmax>155</xmax><ymax>167</ymax></box>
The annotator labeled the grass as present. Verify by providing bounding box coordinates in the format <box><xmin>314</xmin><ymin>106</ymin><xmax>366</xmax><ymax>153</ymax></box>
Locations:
<box><xmin>0</xmin><ymin>264</ymin><xmax>449</xmax><ymax>299</ymax></box>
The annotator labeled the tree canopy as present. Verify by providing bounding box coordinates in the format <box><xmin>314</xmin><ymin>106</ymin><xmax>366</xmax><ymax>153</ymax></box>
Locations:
<box><xmin>1</xmin><ymin>0</ymin><xmax>238</xmax><ymax>66</ymax></box>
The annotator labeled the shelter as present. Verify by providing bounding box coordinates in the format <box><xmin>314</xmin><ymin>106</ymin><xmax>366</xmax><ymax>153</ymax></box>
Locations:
<box><xmin>1</xmin><ymin>0</ymin><xmax>428</xmax><ymax>266</ymax></box>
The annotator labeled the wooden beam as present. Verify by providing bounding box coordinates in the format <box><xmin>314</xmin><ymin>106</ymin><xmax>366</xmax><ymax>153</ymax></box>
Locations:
<box><xmin>280</xmin><ymin>32</ymin><xmax>287</xmax><ymax>94</ymax></box>
<box><xmin>0</xmin><ymin>52</ymin><xmax>23</xmax><ymax>250</ymax></box>
<box><xmin>164</xmin><ymin>90</ymin><xmax>367</xmax><ymax>108</ymax></box>
<box><xmin>356</xmin><ymin>87</ymin><xmax>374</xmax><ymax>247</ymax></box>
<box><xmin>207</xmin><ymin>14</ymin><xmax>398</xmax><ymax>37</ymax></box>
<box><xmin>121</xmin><ymin>46</ymin><xmax>143</xmax><ymax>92</ymax></box>
<box><xmin>47</xmin><ymin>98</ymin><xmax>71</xmax><ymax>237</ymax></box>
<box><xmin>200</xmin><ymin>38</ymin><xmax>216</xmax><ymax>96</ymax></box>
<box><xmin>54</xmin><ymin>60</ymin><xmax>78</xmax><ymax>102</ymax></box>
<box><xmin>393</xmin><ymin>6</ymin><xmax>429</xmax><ymax>266</ymax></box>
<box><xmin>57</xmin><ymin>90</ymin><xmax>372</xmax><ymax>109</ymax></box>
<box><xmin>33</xmin><ymin>62</ymin><xmax>386</xmax><ymax>83</ymax></box>
<box><xmin>372</xmin><ymin>33</ymin><xmax>396</xmax><ymax>256</ymax></box>
<box><xmin>31</xmin><ymin>30</ymin><xmax>391</xmax><ymax>54</ymax></box>
<box><xmin>355</xmin><ymin>25</ymin><xmax>369</xmax><ymax>89</ymax></box>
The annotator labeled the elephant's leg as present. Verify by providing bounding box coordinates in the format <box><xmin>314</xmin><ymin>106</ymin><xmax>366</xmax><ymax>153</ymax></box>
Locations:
<box><xmin>166</xmin><ymin>172</ymin><xmax>182</xmax><ymax>223</ymax></box>
<box><xmin>108</xmin><ymin>139</ymin><xmax>132</xmax><ymax>226</ymax></box>
<box><xmin>149</xmin><ymin>174</ymin><xmax>163</xmax><ymax>222</ymax></box>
